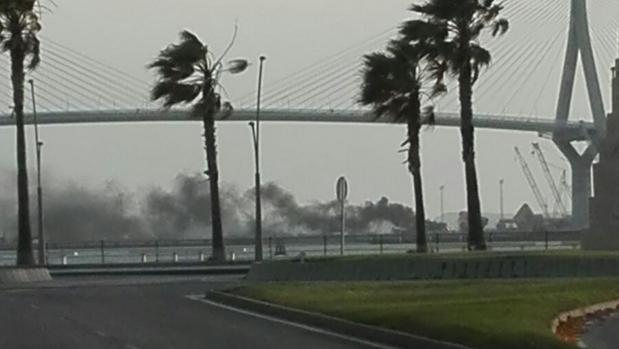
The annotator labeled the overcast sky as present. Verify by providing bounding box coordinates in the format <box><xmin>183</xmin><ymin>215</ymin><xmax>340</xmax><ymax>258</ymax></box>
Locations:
<box><xmin>1</xmin><ymin>0</ymin><xmax>619</xmax><ymax>221</ymax></box>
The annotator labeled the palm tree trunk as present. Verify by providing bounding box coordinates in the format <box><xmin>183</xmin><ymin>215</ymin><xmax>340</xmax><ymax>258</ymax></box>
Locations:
<box><xmin>459</xmin><ymin>61</ymin><xmax>486</xmax><ymax>251</ymax></box>
<box><xmin>202</xmin><ymin>110</ymin><xmax>226</xmax><ymax>262</ymax></box>
<box><xmin>11</xmin><ymin>40</ymin><xmax>35</xmax><ymax>266</ymax></box>
<box><xmin>408</xmin><ymin>111</ymin><xmax>427</xmax><ymax>253</ymax></box>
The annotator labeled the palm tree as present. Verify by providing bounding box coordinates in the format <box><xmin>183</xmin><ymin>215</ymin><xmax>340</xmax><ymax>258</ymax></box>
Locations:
<box><xmin>0</xmin><ymin>0</ymin><xmax>41</xmax><ymax>266</ymax></box>
<box><xmin>360</xmin><ymin>39</ymin><xmax>435</xmax><ymax>253</ymax></box>
<box><xmin>149</xmin><ymin>30</ymin><xmax>247</xmax><ymax>262</ymax></box>
<box><xmin>401</xmin><ymin>0</ymin><xmax>508</xmax><ymax>250</ymax></box>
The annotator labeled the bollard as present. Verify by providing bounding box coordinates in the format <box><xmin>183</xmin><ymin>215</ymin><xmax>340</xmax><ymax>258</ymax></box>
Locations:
<box><xmin>141</xmin><ymin>253</ymin><xmax>148</xmax><ymax>263</ymax></box>
<box><xmin>230</xmin><ymin>252</ymin><xmax>236</xmax><ymax>261</ymax></box>
<box><xmin>61</xmin><ymin>255</ymin><xmax>68</xmax><ymax>265</ymax></box>
<box><xmin>172</xmin><ymin>252</ymin><xmax>179</xmax><ymax>263</ymax></box>
<box><xmin>199</xmin><ymin>252</ymin><xmax>205</xmax><ymax>262</ymax></box>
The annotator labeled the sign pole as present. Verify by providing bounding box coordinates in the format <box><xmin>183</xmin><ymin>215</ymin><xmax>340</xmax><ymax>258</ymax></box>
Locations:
<box><xmin>336</xmin><ymin>177</ymin><xmax>348</xmax><ymax>257</ymax></box>
<box><xmin>340</xmin><ymin>198</ymin><xmax>345</xmax><ymax>256</ymax></box>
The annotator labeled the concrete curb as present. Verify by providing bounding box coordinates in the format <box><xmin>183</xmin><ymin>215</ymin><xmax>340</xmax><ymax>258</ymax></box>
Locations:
<box><xmin>206</xmin><ymin>290</ymin><xmax>473</xmax><ymax>349</ymax></box>
<box><xmin>50</xmin><ymin>265</ymin><xmax>250</xmax><ymax>277</ymax></box>
<box><xmin>551</xmin><ymin>298</ymin><xmax>619</xmax><ymax>334</ymax></box>
<box><xmin>0</xmin><ymin>268</ymin><xmax>52</xmax><ymax>284</ymax></box>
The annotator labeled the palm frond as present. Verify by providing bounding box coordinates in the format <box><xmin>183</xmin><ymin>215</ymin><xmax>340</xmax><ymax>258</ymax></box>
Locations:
<box><xmin>422</xmin><ymin>105</ymin><xmax>436</xmax><ymax>126</ymax></box>
<box><xmin>151</xmin><ymin>80</ymin><xmax>202</xmax><ymax>108</ymax></box>
<box><xmin>470</xmin><ymin>44</ymin><xmax>491</xmax><ymax>82</ymax></box>
<box><xmin>0</xmin><ymin>0</ymin><xmax>36</xmax><ymax>11</ymax></box>
<box><xmin>150</xmin><ymin>30</ymin><xmax>206</xmax><ymax>74</ymax></box>
<box><xmin>492</xmin><ymin>18</ymin><xmax>509</xmax><ymax>36</ymax></box>
<box><xmin>360</xmin><ymin>40</ymin><xmax>423</xmax><ymax>124</ymax></box>
<box><xmin>25</xmin><ymin>31</ymin><xmax>39</xmax><ymax>69</ymax></box>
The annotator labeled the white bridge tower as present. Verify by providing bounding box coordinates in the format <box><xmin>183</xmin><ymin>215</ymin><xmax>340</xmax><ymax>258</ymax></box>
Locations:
<box><xmin>553</xmin><ymin>0</ymin><xmax>606</xmax><ymax>229</ymax></box>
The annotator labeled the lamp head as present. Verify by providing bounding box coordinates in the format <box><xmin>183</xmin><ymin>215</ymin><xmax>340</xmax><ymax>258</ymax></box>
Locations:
<box><xmin>226</xmin><ymin>59</ymin><xmax>249</xmax><ymax>74</ymax></box>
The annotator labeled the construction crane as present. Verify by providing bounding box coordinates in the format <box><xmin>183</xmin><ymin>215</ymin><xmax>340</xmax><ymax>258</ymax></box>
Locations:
<box><xmin>531</xmin><ymin>143</ymin><xmax>568</xmax><ymax>217</ymax></box>
<box><xmin>514</xmin><ymin>146</ymin><xmax>550</xmax><ymax>218</ymax></box>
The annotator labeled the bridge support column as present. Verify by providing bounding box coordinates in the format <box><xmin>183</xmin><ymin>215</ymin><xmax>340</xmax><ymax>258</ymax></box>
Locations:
<box><xmin>553</xmin><ymin>0</ymin><xmax>605</xmax><ymax>229</ymax></box>
<box><xmin>555</xmin><ymin>141</ymin><xmax>595</xmax><ymax>229</ymax></box>
<box><xmin>564</xmin><ymin>147</ymin><xmax>595</xmax><ymax>229</ymax></box>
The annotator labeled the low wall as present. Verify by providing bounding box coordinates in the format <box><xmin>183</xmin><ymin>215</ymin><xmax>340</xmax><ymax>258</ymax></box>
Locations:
<box><xmin>0</xmin><ymin>268</ymin><xmax>52</xmax><ymax>284</ymax></box>
<box><xmin>247</xmin><ymin>254</ymin><xmax>619</xmax><ymax>282</ymax></box>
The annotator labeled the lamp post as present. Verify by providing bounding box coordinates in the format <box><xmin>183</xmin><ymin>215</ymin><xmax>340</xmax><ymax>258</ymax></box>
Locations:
<box><xmin>439</xmin><ymin>185</ymin><xmax>445</xmax><ymax>223</ymax></box>
<box><xmin>250</xmin><ymin>56</ymin><xmax>266</xmax><ymax>262</ymax></box>
<box><xmin>499</xmin><ymin>179</ymin><xmax>505</xmax><ymax>220</ymax></box>
<box><xmin>29</xmin><ymin>79</ymin><xmax>45</xmax><ymax>266</ymax></box>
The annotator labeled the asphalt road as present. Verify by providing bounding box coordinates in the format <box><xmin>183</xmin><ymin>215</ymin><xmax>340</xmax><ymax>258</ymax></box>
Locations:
<box><xmin>581</xmin><ymin>313</ymin><xmax>619</xmax><ymax>349</ymax></box>
<box><xmin>0</xmin><ymin>276</ymin><xmax>387</xmax><ymax>349</ymax></box>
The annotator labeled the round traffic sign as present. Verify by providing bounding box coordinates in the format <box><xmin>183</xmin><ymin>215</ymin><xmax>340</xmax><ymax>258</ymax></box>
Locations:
<box><xmin>336</xmin><ymin>176</ymin><xmax>348</xmax><ymax>202</ymax></box>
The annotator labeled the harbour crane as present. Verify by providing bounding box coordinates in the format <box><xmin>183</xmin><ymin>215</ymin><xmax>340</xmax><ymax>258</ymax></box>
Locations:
<box><xmin>514</xmin><ymin>146</ymin><xmax>550</xmax><ymax>218</ymax></box>
<box><xmin>531</xmin><ymin>143</ymin><xmax>569</xmax><ymax>217</ymax></box>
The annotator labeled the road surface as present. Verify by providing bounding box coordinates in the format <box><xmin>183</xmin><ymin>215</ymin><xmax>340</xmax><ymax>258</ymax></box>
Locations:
<box><xmin>581</xmin><ymin>312</ymin><xmax>619</xmax><ymax>349</ymax></box>
<box><xmin>0</xmin><ymin>276</ymin><xmax>387</xmax><ymax>349</ymax></box>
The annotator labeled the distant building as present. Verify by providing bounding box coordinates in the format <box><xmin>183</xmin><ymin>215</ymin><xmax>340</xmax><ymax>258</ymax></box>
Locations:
<box><xmin>496</xmin><ymin>203</ymin><xmax>571</xmax><ymax>232</ymax></box>
<box><xmin>457</xmin><ymin>212</ymin><xmax>489</xmax><ymax>235</ymax></box>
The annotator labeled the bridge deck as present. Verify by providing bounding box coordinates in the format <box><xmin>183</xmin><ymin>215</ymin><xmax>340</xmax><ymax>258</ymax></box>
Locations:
<box><xmin>0</xmin><ymin>109</ymin><xmax>596</xmax><ymax>140</ymax></box>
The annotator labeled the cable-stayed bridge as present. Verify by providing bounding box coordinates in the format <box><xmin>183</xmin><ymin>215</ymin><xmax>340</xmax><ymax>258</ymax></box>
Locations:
<box><xmin>0</xmin><ymin>0</ymin><xmax>618</xmax><ymax>229</ymax></box>
<box><xmin>0</xmin><ymin>109</ymin><xmax>597</xmax><ymax>141</ymax></box>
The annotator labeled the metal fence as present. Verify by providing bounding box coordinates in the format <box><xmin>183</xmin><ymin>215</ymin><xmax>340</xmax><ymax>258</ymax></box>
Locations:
<box><xmin>0</xmin><ymin>231</ymin><xmax>582</xmax><ymax>266</ymax></box>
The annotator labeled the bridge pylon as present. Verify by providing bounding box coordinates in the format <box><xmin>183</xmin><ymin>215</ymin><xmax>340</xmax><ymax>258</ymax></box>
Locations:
<box><xmin>553</xmin><ymin>0</ymin><xmax>606</xmax><ymax>229</ymax></box>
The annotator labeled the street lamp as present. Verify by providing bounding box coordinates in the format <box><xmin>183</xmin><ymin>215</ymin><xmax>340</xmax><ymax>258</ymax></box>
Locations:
<box><xmin>499</xmin><ymin>179</ymin><xmax>505</xmax><ymax>220</ymax></box>
<box><xmin>28</xmin><ymin>79</ymin><xmax>45</xmax><ymax>266</ymax></box>
<box><xmin>250</xmin><ymin>56</ymin><xmax>266</xmax><ymax>262</ymax></box>
<box><xmin>439</xmin><ymin>185</ymin><xmax>445</xmax><ymax>224</ymax></box>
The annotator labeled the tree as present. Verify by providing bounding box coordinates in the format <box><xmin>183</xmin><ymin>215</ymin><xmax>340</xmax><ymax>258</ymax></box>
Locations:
<box><xmin>149</xmin><ymin>30</ymin><xmax>246</xmax><ymax>262</ymax></box>
<box><xmin>0</xmin><ymin>0</ymin><xmax>41</xmax><ymax>265</ymax></box>
<box><xmin>360</xmin><ymin>39</ymin><xmax>435</xmax><ymax>253</ymax></box>
<box><xmin>401</xmin><ymin>0</ymin><xmax>508</xmax><ymax>250</ymax></box>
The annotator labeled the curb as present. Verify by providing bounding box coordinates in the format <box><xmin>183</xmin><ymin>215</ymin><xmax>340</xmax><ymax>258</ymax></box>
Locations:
<box><xmin>0</xmin><ymin>268</ymin><xmax>52</xmax><ymax>284</ymax></box>
<box><xmin>50</xmin><ymin>265</ymin><xmax>250</xmax><ymax>277</ymax></box>
<box><xmin>206</xmin><ymin>290</ymin><xmax>473</xmax><ymax>349</ymax></box>
<box><xmin>551</xmin><ymin>298</ymin><xmax>619</xmax><ymax>335</ymax></box>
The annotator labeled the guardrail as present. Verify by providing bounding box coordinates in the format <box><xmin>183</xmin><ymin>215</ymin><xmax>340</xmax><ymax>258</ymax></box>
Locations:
<box><xmin>0</xmin><ymin>231</ymin><xmax>582</xmax><ymax>266</ymax></box>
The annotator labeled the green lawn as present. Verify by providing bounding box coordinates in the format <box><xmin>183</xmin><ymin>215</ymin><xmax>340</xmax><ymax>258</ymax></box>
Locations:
<box><xmin>232</xmin><ymin>279</ymin><xmax>619</xmax><ymax>349</ymax></box>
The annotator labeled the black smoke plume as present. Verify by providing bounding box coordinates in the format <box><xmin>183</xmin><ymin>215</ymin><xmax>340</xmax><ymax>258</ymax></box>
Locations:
<box><xmin>0</xmin><ymin>171</ymin><xmax>435</xmax><ymax>243</ymax></box>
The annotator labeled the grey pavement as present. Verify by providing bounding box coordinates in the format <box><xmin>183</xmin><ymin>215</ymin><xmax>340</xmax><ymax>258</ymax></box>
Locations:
<box><xmin>0</xmin><ymin>275</ymin><xmax>386</xmax><ymax>349</ymax></box>
<box><xmin>581</xmin><ymin>313</ymin><xmax>619</xmax><ymax>349</ymax></box>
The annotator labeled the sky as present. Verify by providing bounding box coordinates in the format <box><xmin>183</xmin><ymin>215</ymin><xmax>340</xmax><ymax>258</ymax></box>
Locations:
<box><xmin>0</xmin><ymin>0</ymin><xmax>619</xmax><ymax>222</ymax></box>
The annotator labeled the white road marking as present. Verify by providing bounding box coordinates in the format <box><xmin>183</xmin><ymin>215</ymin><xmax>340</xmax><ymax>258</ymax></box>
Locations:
<box><xmin>185</xmin><ymin>294</ymin><xmax>397</xmax><ymax>349</ymax></box>
<box><xmin>94</xmin><ymin>330</ymin><xmax>107</xmax><ymax>337</ymax></box>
